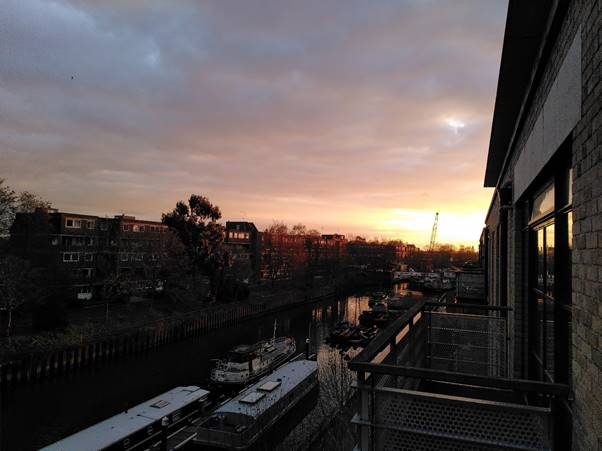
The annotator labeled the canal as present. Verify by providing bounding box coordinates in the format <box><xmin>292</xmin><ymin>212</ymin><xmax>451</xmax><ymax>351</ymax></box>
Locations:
<box><xmin>1</xmin><ymin>283</ymin><xmax>426</xmax><ymax>450</ymax></box>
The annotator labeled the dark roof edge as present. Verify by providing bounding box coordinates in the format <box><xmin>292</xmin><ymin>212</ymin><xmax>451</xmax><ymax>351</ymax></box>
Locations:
<box><xmin>485</xmin><ymin>0</ymin><xmax>566</xmax><ymax>188</ymax></box>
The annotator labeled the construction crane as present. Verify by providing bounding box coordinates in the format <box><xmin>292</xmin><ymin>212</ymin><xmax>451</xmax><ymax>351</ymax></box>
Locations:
<box><xmin>428</xmin><ymin>212</ymin><xmax>439</xmax><ymax>252</ymax></box>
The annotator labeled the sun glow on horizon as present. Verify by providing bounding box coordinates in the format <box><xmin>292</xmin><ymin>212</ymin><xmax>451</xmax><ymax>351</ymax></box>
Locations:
<box><xmin>377</xmin><ymin>208</ymin><xmax>484</xmax><ymax>248</ymax></box>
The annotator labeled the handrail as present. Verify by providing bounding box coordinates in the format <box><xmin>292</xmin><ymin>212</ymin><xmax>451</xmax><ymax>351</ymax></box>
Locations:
<box><xmin>351</xmin><ymin>300</ymin><xmax>425</xmax><ymax>364</ymax></box>
<box><xmin>347</xmin><ymin>362</ymin><xmax>569</xmax><ymax>396</ymax></box>
<box><xmin>425</xmin><ymin>302</ymin><xmax>513</xmax><ymax>311</ymax></box>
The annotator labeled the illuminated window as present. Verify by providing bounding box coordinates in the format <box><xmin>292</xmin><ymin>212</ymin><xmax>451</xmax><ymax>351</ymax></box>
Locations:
<box><xmin>63</xmin><ymin>252</ymin><xmax>80</xmax><ymax>262</ymax></box>
<box><xmin>66</xmin><ymin>218</ymin><xmax>82</xmax><ymax>228</ymax></box>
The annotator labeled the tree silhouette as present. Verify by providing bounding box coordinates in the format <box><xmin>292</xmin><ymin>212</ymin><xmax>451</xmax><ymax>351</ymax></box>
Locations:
<box><xmin>162</xmin><ymin>195</ymin><xmax>230</xmax><ymax>301</ymax></box>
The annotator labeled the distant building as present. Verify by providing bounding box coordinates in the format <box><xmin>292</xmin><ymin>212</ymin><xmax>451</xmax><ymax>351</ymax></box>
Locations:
<box><xmin>9</xmin><ymin>208</ymin><xmax>169</xmax><ymax>303</ymax></box>
<box><xmin>345</xmin><ymin>239</ymin><xmax>398</xmax><ymax>270</ymax></box>
<box><xmin>482</xmin><ymin>1</ymin><xmax>601</xmax><ymax>447</ymax></box>
<box><xmin>318</xmin><ymin>234</ymin><xmax>347</xmax><ymax>264</ymax></box>
<box><xmin>224</xmin><ymin>221</ymin><xmax>260</xmax><ymax>282</ymax></box>
<box><xmin>259</xmin><ymin>232</ymin><xmax>306</xmax><ymax>281</ymax></box>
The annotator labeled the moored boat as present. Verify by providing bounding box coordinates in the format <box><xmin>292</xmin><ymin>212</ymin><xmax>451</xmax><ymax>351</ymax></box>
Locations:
<box><xmin>210</xmin><ymin>321</ymin><xmax>296</xmax><ymax>387</ymax></box>
<box><xmin>194</xmin><ymin>358</ymin><xmax>318</xmax><ymax>450</ymax></box>
<box><xmin>40</xmin><ymin>386</ymin><xmax>210</xmax><ymax>451</ymax></box>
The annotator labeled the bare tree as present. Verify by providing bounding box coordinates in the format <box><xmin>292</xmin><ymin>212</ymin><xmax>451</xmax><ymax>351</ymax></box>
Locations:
<box><xmin>291</xmin><ymin>223</ymin><xmax>307</xmax><ymax>236</ymax></box>
<box><xmin>0</xmin><ymin>179</ymin><xmax>17</xmax><ymax>238</ymax></box>
<box><xmin>100</xmin><ymin>271</ymin><xmax>125</xmax><ymax>322</ymax></box>
<box><xmin>0</xmin><ymin>255</ymin><xmax>36</xmax><ymax>338</ymax></box>
<box><xmin>15</xmin><ymin>191</ymin><xmax>51</xmax><ymax>213</ymax></box>
<box><xmin>0</xmin><ymin>178</ymin><xmax>51</xmax><ymax>238</ymax></box>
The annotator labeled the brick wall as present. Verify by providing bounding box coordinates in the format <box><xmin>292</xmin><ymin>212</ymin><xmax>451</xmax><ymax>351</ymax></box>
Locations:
<box><xmin>570</xmin><ymin>1</ymin><xmax>602</xmax><ymax>448</ymax></box>
<box><xmin>486</xmin><ymin>1</ymin><xmax>601</xmax><ymax>447</ymax></box>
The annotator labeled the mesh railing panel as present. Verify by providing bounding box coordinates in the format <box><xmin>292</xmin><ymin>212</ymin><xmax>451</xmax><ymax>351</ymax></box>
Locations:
<box><xmin>428</xmin><ymin>312</ymin><xmax>507</xmax><ymax>377</ymax></box>
<box><xmin>374</xmin><ymin>388</ymin><xmax>551</xmax><ymax>451</ymax></box>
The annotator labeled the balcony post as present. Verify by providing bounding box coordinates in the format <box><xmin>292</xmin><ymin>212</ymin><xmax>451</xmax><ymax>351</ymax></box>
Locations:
<box><xmin>357</xmin><ymin>370</ymin><xmax>370</xmax><ymax>451</ymax></box>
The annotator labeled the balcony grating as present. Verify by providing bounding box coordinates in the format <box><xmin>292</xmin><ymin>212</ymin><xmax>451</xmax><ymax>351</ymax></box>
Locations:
<box><xmin>374</xmin><ymin>388</ymin><xmax>550</xmax><ymax>450</ymax></box>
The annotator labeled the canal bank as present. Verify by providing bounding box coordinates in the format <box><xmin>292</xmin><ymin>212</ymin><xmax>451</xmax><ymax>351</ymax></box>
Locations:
<box><xmin>0</xmin><ymin>292</ymin><xmax>319</xmax><ymax>387</ymax></box>
<box><xmin>0</xmin><ymin>271</ymin><xmax>392</xmax><ymax>387</ymax></box>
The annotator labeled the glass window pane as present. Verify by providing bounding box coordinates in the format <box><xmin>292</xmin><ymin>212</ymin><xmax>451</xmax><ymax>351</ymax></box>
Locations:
<box><xmin>546</xmin><ymin>224</ymin><xmax>555</xmax><ymax>297</ymax></box>
<box><xmin>531</xmin><ymin>184</ymin><xmax>555</xmax><ymax>222</ymax></box>
<box><xmin>537</xmin><ymin>228</ymin><xmax>545</xmax><ymax>292</ymax></box>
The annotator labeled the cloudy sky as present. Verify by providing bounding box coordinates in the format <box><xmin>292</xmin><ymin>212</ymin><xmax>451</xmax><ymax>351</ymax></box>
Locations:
<box><xmin>1</xmin><ymin>0</ymin><xmax>507</xmax><ymax>247</ymax></box>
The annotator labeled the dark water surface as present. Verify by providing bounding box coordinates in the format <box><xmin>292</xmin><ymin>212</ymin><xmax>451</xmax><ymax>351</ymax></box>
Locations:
<box><xmin>1</xmin><ymin>283</ymin><xmax>422</xmax><ymax>450</ymax></box>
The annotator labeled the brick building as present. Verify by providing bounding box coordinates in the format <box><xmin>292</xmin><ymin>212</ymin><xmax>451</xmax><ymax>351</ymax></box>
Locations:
<box><xmin>482</xmin><ymin>1</ymin><xmax>601</xmax><ymax>448</ymax></box>
<box><xmin>259</xmin><ymin>232</ymin><xmax>307</xmax><ymax>281</ymax></box>
<box><xmin>10</xmin><ymin>208</ymin><xmax>169</xmax><ymax>303</ymax></box>
<box><xmin>345</xmin><ymin>238</ymin><xmax>399</xmax><ymax>270</ymax></box>
<box><xmin>224</xmin><ymin>221</ymin><xmax>260</xmax><ymax>282</ymax></box>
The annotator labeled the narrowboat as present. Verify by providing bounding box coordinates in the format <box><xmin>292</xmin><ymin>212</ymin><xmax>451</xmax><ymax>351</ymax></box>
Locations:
<box><xmin>40</xmin><ymin>386</ymin><xmax>210</xmax><ymax>451</ymax></box>
<box><xmin>194</xmin><ymin>358</ymin><xmax>318</xmax><ymax>450</ymax></box>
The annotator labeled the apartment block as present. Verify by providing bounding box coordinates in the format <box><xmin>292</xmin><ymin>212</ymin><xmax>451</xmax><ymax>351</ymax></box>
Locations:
<box><xmin>10</xmin><ymin>208</ymin><xmax>169</xmax><ymax>303</ymax></box>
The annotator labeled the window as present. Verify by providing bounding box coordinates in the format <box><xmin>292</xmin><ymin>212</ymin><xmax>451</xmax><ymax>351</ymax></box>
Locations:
<box><xmin>526</xmin><ymin>162</ymin><xmax>572</xmax><ymax>384</ymax></box>
<box><xmin>63</xmin><ymin>252</ymin><xmax>80</xmax><ymax>262</ymax></box>
<box><xmin>86</xmin><ymin>237</ymin><xmax>95</xmax><ymax>246</ymax></box>
<box><xmin>100</xmin><ymin>222</ymin><xmax>108</xmax><ymax>231</ymax></box>
<box><xmin>86</xmin><ymin>220</ymin><xmax>96</xmax><ymax>230</ymax></box>
<box><xmin>120</xmin><ymin>253</ymin><xmax>129</xmax><ymax>262</ymax></box>
<box><xmin>123</xmin><ymin>224</ymin><xmax>131</xmax><ymax>232</ymax></box>
<box><xmin>84</xmin><ymin>253</ymin><xmax>94</xmax><ymax>262</ymax></box>
<box><xmin>133</xmin><ymin>225</ymin><xmax>140</xmax><ymax>232</ymax></box>
<box><xmin>65</xmin><ymin>218</ymin><xmax>82</xmax><ymax>228</ymax></box>
<box><xmin>76</xmin><ymin>286</ymin><xmax>93</xmax><ymax>301</ymax></box>
<box><xmin>139</xmin><ymin>225</ymin><xmax>145</xmax><ymax>232</ymax></box>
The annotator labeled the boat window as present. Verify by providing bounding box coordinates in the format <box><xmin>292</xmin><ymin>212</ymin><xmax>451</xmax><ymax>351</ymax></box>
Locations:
<box><xmin>227</xmin><ymin>352</ymin><xmax>249</xmax><ymax>363</ymax></box>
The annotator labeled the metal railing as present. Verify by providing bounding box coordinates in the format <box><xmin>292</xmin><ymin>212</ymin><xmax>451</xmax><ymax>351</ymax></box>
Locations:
<box><xmin>348</xmin><ymin>300</ymin><xmax>568</xmax><ymax>451</ymax></box>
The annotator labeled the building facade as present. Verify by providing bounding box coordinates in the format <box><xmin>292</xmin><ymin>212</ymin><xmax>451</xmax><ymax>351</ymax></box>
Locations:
<box><xmin>482</xmin><ymin>1</ymin><xmax>601</xmax><ymax>448</ymax></box>
<box><xmin>10</xmin><ymin>208</ymin><xmax>169</xmax><ymax>303</ymax></box>
<box><xmin>224</xmin><ymin>221</ymin><xmax>260</xmax><ymax>283</ymax></box>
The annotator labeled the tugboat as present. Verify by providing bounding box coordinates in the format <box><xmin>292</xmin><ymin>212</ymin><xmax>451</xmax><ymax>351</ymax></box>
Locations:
<box><xmin>210</xmin><ymin>321</ymin><xmax>296</xmax><ymax>387</ymax></box>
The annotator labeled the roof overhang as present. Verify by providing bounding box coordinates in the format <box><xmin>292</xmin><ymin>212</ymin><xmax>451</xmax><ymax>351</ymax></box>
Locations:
<box><xmin>484</xmin><ymin>0</ymin><xmax>553</xmax><ymax>187</ymax></box>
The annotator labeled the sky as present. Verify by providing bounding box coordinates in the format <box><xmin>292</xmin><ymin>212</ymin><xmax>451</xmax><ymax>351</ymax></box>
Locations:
<box><xmin>1</xmin><ymin>0</ymin><xmax>507</xmax><ymax>247</ymax></box>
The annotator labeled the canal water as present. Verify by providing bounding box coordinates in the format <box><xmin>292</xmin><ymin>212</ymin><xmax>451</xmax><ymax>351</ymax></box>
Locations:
<box><xmin>1</xmin><ymin>283</ymin><xmax>425</xmax><ymax>450</ymax></box>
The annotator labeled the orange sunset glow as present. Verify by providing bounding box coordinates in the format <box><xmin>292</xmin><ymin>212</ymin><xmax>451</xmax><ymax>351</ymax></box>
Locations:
<box><xmin>1</xmin><ymin>0</ymin><xmax>507</xmax><ymax>247</ymax></box>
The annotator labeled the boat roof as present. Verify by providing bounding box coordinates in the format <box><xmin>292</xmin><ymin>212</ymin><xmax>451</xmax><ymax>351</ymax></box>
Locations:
<box><xmin>41</xmin><ymin>386</ymin><xmax>209</xmax><ymax>451</ymax></box>
<box><xmin>213</xmin><ymin>359</ymin><xmax>317</xmax><ymax>420</ymax></box>
<box><xmin>231</xmin><ymin>343</ymin><xmax>258</xmax><ymax>353</ymax></box>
